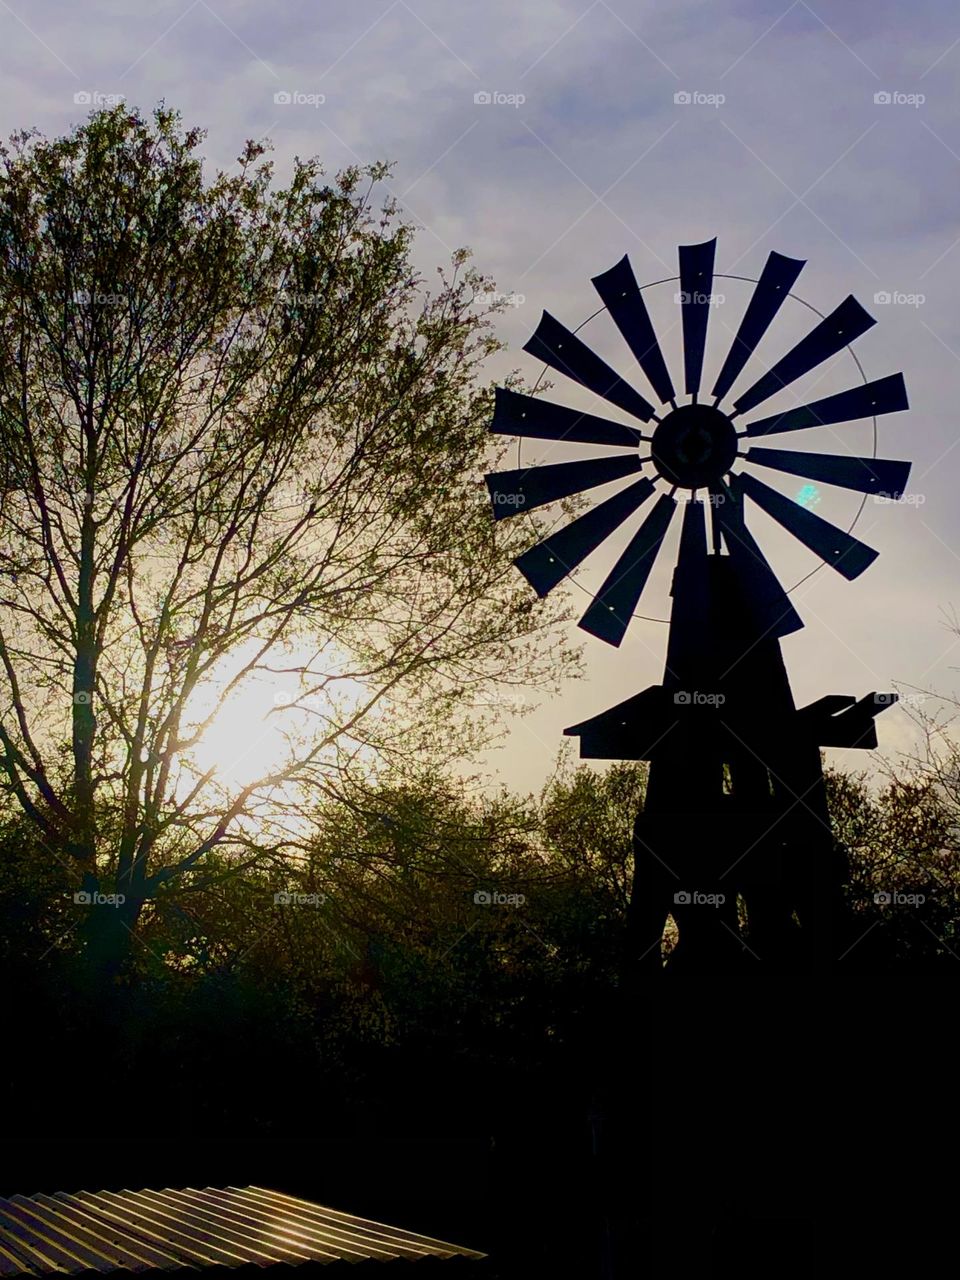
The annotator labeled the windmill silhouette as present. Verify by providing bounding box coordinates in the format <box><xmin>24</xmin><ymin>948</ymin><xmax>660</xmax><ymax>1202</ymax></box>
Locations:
<box><xmin>486</xmin><ymin>240</ymin><xmax>910</xmax><ymax>974</ymax></box>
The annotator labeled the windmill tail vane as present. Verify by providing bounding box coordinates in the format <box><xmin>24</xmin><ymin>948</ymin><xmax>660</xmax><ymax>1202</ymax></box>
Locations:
<box><xmin>485</xmin><ymin>239</ymin><xmax>911</xmax><ymax>646</ymax></box>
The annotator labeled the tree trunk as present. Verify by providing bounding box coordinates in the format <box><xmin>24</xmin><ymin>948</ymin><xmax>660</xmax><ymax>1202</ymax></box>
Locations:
<box><xmin>79</xmin><ymin>888</ymin><xmax>146</xmax><ymax>986</ymax></box>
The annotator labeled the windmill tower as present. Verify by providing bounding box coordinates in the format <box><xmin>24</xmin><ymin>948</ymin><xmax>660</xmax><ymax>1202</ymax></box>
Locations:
<box><xmin>486</xmin><ymin>241</ymin><xmax>910</xmax><ymax>975</ymax></box>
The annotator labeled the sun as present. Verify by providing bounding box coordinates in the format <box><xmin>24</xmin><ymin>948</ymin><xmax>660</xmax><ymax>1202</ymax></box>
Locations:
<box><xmin>181</xmin><ymin>638</ymin><xmax>369</xmax><ymax>792</ymax></box>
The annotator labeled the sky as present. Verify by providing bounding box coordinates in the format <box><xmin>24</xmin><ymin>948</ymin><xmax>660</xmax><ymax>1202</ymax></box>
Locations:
<box><xmin>3</xmin><ymin>0</ymin><xmax>959</xmax><ymax>794</ymax></box>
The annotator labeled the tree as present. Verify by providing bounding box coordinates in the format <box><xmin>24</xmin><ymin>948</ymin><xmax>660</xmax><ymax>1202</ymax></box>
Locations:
<box><xmin>825</xmin><ymin>764</ymin><xmax>960</xmax><ymax>968</ymax></box>
<box><xmin>538</xmin><ymin>758</ymin><xmax>644</xmax><ymax>920</ymax></box>
<box><xmin>0</xmin><ymin>105</ymin><xmax>574</xmax><ymax>973</ymax></box>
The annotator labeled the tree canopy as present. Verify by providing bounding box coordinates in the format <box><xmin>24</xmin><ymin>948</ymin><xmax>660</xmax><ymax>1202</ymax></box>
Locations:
<box><xmin>0</xmin><ymin>105</ymin><xmax>574</xmax><ymax>963</ymax></box>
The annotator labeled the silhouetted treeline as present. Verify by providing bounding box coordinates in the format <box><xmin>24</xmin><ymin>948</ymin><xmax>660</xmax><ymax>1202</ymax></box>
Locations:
<box><xmin>4</xmin><ymin>759</ymin><xmax>957</xmax><ymax>1095</ymax></box>
<box><xmin>1</xmin><ymin>760</ymin><xmax>956</xmax><ymax>1275</ymax></box>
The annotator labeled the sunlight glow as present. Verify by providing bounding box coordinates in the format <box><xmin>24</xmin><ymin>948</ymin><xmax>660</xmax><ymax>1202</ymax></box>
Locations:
<box><xmin>182</xmin><ymin>638</ymin><xmax>370</xmax><ymax>791</ymax></box>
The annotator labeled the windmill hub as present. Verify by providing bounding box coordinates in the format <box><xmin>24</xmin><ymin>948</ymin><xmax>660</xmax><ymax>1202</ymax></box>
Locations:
<box><xmin>650</xmin><ymin>403</ymin><xmax>738</xmax><ymax>489</ymax></box>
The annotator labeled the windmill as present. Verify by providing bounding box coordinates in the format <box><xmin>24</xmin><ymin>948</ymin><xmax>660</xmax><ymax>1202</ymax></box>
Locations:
<box><xmin>485</xmin><ymin>241</ymin><xmax>910</xmax><ymax>974</ymax></box>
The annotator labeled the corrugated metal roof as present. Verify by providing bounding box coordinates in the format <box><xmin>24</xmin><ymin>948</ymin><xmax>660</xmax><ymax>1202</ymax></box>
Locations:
<box><xmin>0</xmin><ymin>1186</ymin><xmax>485</xmax><ymax>1273</ymax></box>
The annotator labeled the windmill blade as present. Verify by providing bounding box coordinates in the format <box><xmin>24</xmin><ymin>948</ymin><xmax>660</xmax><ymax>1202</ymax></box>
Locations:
<box><xmin>491</xmin><ymin>387</ymin><xmax>644</xmax><ymax>448</ymax></box>
<box><xmin>678</xmin><ymin>239</ymin><xmax>717</xmax><ymax>397</ymax></box>
<box><xmin>523</xmin><ymin>311</ymin><xmax>656</xmax><ymax>422</ymax></box>
<box><xmin>514</xmin><ymin>475</ymin><xmax>657</xmax><ymax>597</ymax></box>
<box><xmin>733</xmin><ymin>296</ymin><xmax>876</xmax><ymax>416</ymax></box>
<box><xmin>578</xmin><ymin>494</ymin><xmax>676</xmax><ymax>646</ymax></box>
<box><xmin>710</xmin><ymin>477</ymin><xmax>804</xmax><ymax>638</ymax></box>
<box><xmin>739</xmin><ymin>470</ymin><xmax>879</xmax><ymax>579</ymax></box>
<box><xmin>746</xmin><ymin>447</ymin><xmax>911</xmax><ymax>498</ymax></box>
<box><xmin>591</xmin><ymin>255</ymin><xmax>676</xmax><ymax>404</ymax></box>
<box><xmin>741</xmin><ymin>373</ymin><xmax>909</xmax><ymax>437</ymax></box>
<box><xmin>711</xmin><ymin>251</ymin><xmax>805</xmax><ymax>403</ymax></box>
<box><xmin>486</xmin><ymin>454</ymin><xmax>647</xmax><ymax>521</ymax></box>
